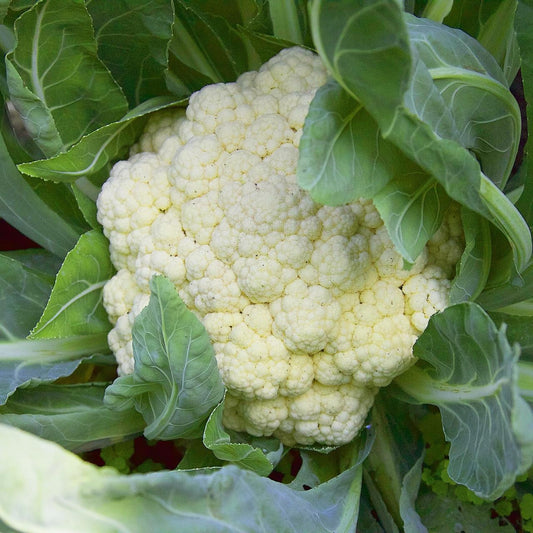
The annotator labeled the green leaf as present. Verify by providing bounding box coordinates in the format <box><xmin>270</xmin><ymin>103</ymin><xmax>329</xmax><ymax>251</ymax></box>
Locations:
<box><xmin>516</xmin><ymin>0</ymin><xmax>533</xmax><ymax>231</ymax></box>
<box><xmin>104</xmin><ymin>276</ymin><xmax>225</xmax><ymax>440</ymax></box>
<box><xmin>30</xmin><ymin>230</ymin><xmax>115</xmax><ymax>339</ymax></box>
<box><xmin>477</xmin><ymin>262</ymin><xmax>533</xmax><ymax>310</ymax></box>
<box><xmin>0</xmin><ymin>333</ymin><xmax>109</xmax><ymax>404</ymax></box>
<box><xmin>445</xmin><ymin>0</ymin><xmax>520</xmax><ymax>85</ymax></box>
<box><xmin>399</xmin><ymin>454</ymin><xmax>426</xmax><ymax>533</ymax></box>
<box><xmin>449</xmin><ymin>208</ymin><xmax>492</xmax><ymax>304</ymax></box>
<box><xmin>298</xmin><ymin>79</ymin><xmax>399</xmax><ymax>205</ymax></box>
<box><xmin>0</xmin><ymin>424</ymin><xmax>363</xmax><ymax>532</ymax></box>
<box><xmin>17</xmin><ymin>97</ymin><xmax>184</xmax><ymax>181</ymax></box>
<box><xmin>357</xmin><ymin>488</ymin><xmax>386</xmax><ymax>532</ymax></box>
<box><xmin>268</xmin><ymin>0</ymin><xmax>309</xmax><ymax>45</ymax></box>
<box><xmin>476</xmin><ymin>0</ymin><xmax>520</xmax><ymax>85</ymax></box>
<box><xmin>0</xmin><ymin>382</ymin><xmax>144</xmax><ymax>452</ymax></box>
<box><xmin>6</xmin><ymin>0</ymin><xmax>128</xmax><ymax>157</ymax></box>
<box><xmin>203</xmin><ymin>398</ymin><xmax>283</xmax><ymax>476</ymax></box>
<box><xmin>409</xmin><ymin>17</ymin><xmax>520</xmax><ymax>188</ymax></box>
<box><xmin>394</xmin><ymin>302</ymin><xmax>533</xmax><ymax>499</ymax></box>
<box><xmin>0</xmin><ymin>253</ymin><xmax>53</xmax><ymax>340</ymax></box>
<box><xmin>170</xmin><ymin>0</ymin><xmax>250</xmax><ymax>84</ymax></box>
<box><xmin>309</xmin><ymin>1</ymin><xmax>531</xmax><ymax>271</ymax></box>
<box><xmin>0</xmin><ymin>248</ymin><xmax>61</xmax><ymax>277</ymax></box>
<box><xmin>0</xmin><ymin>131</ymin><xmax>82</xmax><ymax>256</ymax></box>
<box><xmin>87</xmin><ymin>0</ymin><xmax>174</xmax><ymax>107</ymax></box>
<box><xmin>421</xmin><ymin>0</ymin><xmax>453</xmax><ymax>22</ymax></box>
<box><xmin>373</xmin><ymin>172</ymin><xmax>450</xmax><ymax>264</ymax></box>
<box><xmin>26</xmin><ymin>177</ymin><xmax>89</xmax><ymax>233</ymax></box>
<box><xmin>490</xmin><ymin>312</ymin><xmax>533</xmax><ymax>358</ymax></box>
<box><xmin>176</xmin><ymin>439</ymin><xmax>223</xmax><ymax>469</ymax></box>
<box><xmin>293</xmin><ymin>432</ymin><xmax>374</xmax><ymax>490</ymax></box>
<box><xmin>0</xmin><ymin>1</ymin><xmax>10</xmax><ymax>24</ymax></box>
<box><xmin>364</xmin><ymin>395</ymin><xmax>423</xmax><ymax>529</ymax></box>
<box><xmin>415</xmin><ymin>485</ymin><xmax>516</xmax><ymax>532</ymax></box>
<box><xmin>71</xmin><ymin>182</ymin><xmax>99</xmax><ymax>229</ymax></box>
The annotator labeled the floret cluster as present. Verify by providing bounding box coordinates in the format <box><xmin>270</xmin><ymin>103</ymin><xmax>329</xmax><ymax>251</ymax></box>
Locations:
<box><xmin>97</xmin><ymin>47</ymin><xmax>463</xmax><ymax>445</ymax></box>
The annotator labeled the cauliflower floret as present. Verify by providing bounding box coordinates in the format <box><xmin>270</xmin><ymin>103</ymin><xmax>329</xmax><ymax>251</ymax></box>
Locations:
<box><xmin>97</xmin><ymin>47</ymin><xmax>463</xmax><ymax>446</ymax></box>
<box><xmin>129</xmin><ymin>108</ymin><xmax>186</xmax><ymax>155</ymax></box>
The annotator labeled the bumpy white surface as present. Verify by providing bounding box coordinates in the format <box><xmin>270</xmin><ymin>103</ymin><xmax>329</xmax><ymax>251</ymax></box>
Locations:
<box><xmin>97</xmin><ymin>47</ymin><xmax>463</xmax><ymax>446</ymax></box>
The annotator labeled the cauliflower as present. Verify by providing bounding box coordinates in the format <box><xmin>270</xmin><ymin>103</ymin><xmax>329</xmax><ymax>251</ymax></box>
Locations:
<box><xmin>97</xmin><ymin>47</ymin><xmax>463</xmax><ymax>446</ymax></box>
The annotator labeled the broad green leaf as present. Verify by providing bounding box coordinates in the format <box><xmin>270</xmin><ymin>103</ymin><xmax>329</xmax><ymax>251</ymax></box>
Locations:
<box><xmin>0</xmin><ymin>333</ymin><xmax>108</xmax><ymax>404</ymax></box>
<box><xmin>421</xmin><ymin>0</ymin><xmax>453</xmax><ymax>22</ymax></box>
<box><xmin>0</xmin><ymin>248</ymin><xmax>61</xmax><ymax>277</ymax></box>
<box><xmin>449</xmin><ymin>208</ymin><xmax>492</xmax><ymax>303</ymax></box>
<box><xmin>476</xmin><ymin>0</ymin><xmax>520</xmax><ymax>85</ymax></box>
<box><xmin>0</xmin><ymin>1</ymin><xmax>10</xmax><ymax>24</ymax></box>
<box><xmin>17</xmin><ymin>97</ymin><xmax>184</xmax><ymax>182</ymax></box>
<box><xmin>87</xmin><ymin>0</ymin><xmax>174</xmax><ymax>107</ymax></box>
<box><xmin>394</xmin><ymin>302</ymin><xmax>533</xmax><ymax>499</ymax></box>
<box><xmin>309</xmin><ymin>1</ymin><xmax>531</xmax><ymax>271</ymax></box>
<box><xmin>203</xmin><ymin>399</ymin><xmax>283</xmax><ymax>476</ymax></box>
<box><xmin>6</xmin><ymin>0</ymin><xmax>128</xmax><ymax>157</ymax></box>
<box><xmin>4</xmin><ymin>60</ymin><xmax>62</xmax><ymax>156</ymax></box>
<box><xmin>30</xmin><ymin>230</ymin><xmax>115</xmax><ymax>338</ymax></box>
<box><xmin>373</xmin><ymin>172</ymin><xmax>450</xmax><ymax>264</ymax></box>
<box><xmin>166</xmin><ymin>50</ymin><xmax>215</xmax><ymax>96</ymax></box>
<box><xmin>407</xmin><ymin>16</ymin><xmax>519</xmax><ymax>189</ymax></box>
<box><xmin>0</xmin><ymin>131</ymin><xmax>81</xmax><ymax>256</ymax></box>
<box><xmin>445</xmin><ymin>0</ymin><xmax>520</xmax><ymax>85</ymax></box>
<box><xmin>490</xmin><ymin>312</ymin><xmax>533</xmax><ymax>358</ymax></box>
<box><xmin>416</xmin><ymin>484</ymin><xmax>515</xmax><ymax>532</ymax></box>
<box><xmin>364</xmin><ymin>395</ymin><xmax>423</xmax><ymax>529</ymax></box>
<box><xmin>477</xmin><ymin>262</ymin><xmax>533</xmax><ymax>310</ymax></box>
<box><xmin>298</xmin><ymin>79</ymin><xmax>399</xmax><ymax>205</ymax></box>
<box><xmin>177</xmin><ymin>439</ymin><xmax>223</xmax><ymax>469</ymax></box>
<box><xmin>0</xmin><ymin>253</ymin><xmax>53</xmax><ymax>340</ymax></box>
<box><xmin>0</xmin><ymin>382</ymin><xmax>144</xmax><ymax>453</ymax></box>
<box><xmin>268</xmin><ymin>0</ymin><xmax>309</xmax><ymax>45</ymax></box>
<box><xmin>292</xmin><ymin>432</ymin><xmax>374</xmax><ymax>491</ymax></box>
<box><xmin>399</xmin><ymin>454</ymin><xmax>426</xmax><ymax>533</ymax></box>
<box><xmin>104</xmin><ymin>276</ymin><xmax>225</xmax><ymax>440</ymax></box>
<box><xmin>516</xmin><ymin>0</ymin><xmax>533</xmax><ymax>231</ymax></box>
<box><xmin>0</xmin><ymin>424</ymin><xmax>364</xmax><ymax>532</ymax></box>
<box><xmin>71</xmin><ymin>182</ymin><xmax>99</xmax><ymax>229</ymax></box>
<box><xmin>165</xmin><ymin>1</ymin><xmax>276</xmax><ymax>93</ymax></box>
<box><xmin>27</xmin><ymin>177</ymin><xmax>89</xmax><ymax>232</ymax></box>
<box><xmin>171</xmin><ymin>0</ymin><xmax>249</xmax><ymax>84</ymax></box>
<box><xmin>357</xmin><ymin>488</ymin><xmax>386</xmax><ymax>533</ymax></box>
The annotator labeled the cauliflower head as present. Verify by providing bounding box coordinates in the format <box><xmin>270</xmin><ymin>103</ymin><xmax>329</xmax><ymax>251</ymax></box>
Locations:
<box><xmin>97</xmin><ymin>47</ymin><xmax>463</xmax><ymax>446</ymax></box>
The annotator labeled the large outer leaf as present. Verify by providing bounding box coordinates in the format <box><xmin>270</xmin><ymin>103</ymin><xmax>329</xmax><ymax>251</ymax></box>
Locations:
<box><xmin>449</xmin><ymin>208</ymin><xmax>492</xmax><ymax>304</ymax></box>
<box><xmin>516</xmin><ymin>0</ymin><xmax>533</xmax><ymax>231</ymax></box>
<box><xmin>298</xmin><ymin>79</ymin><xmax>402</xmax><ymax>205</ymax></box>
<box><xmin>0</xmin><ymin>333</ymin><xmax>109</xmax><ymax>404</ymax></box>
<box><xmin>444</xmin><ymin>0</ymin><xmax>520</xmax><ymax>85</ymax></box>
<box><xmin>416</xmin><ymin>485</ymin><xmax>515</xmax><ymax>532</ymax></box>
<box><xmin>0</xmin><ymin>130</ymin><xmax>81</xmax><ymax>256</ymax></box>
<box><xmin>477</xmin><ymin>262</ymin><xmax>533</xmax><ymax>310</ymax></box>
<box><xmin>105</xmin><ymin>276</ymin><xmax>225</xmax><ymax>440</ymax></box>
<box><xmin>307</xmin><ymin>0</ymin><xmax>531</xmax><ymax>271</ymax></box>
<box><xmin>0</xmin><ymin>253</ymin><xmax>53</xmax><ymax>340</ymax></box>
<box><xmin>6</xmin><ymin>0</ymin><xmax>127</xmax><ymax>157</ymax></box>
<box><xmin>87</xmin><ymin>0</ymin><xmax>174</xmax><ymax>107</ymax></box>
<box><xmin>393</xmin><ymin>302</ymin><xmax>533</xmax><ymax>499</ymax></box>
<box><xmin>170</xmin><ymin>0</ymin><xmax>250</xmax><ymax>84</ymax></box>
<box><xmin>0</xmin><ymin>383</ymin><xmax>144</xmax><ymax>453</ymax></box>
<box><xmin>30</xmin><ymin>230</ymin><xmax>115</xmax><ymax>338</ymax></box>
<box><xmin>0</xmin><ymin>424</ymin><xmax>363</xmax><ymax>532</ymax></box>
<box><xmin>17</xmin><ymin>96</ymin><xmax>183</xmax><ymax>182</ymax></box>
